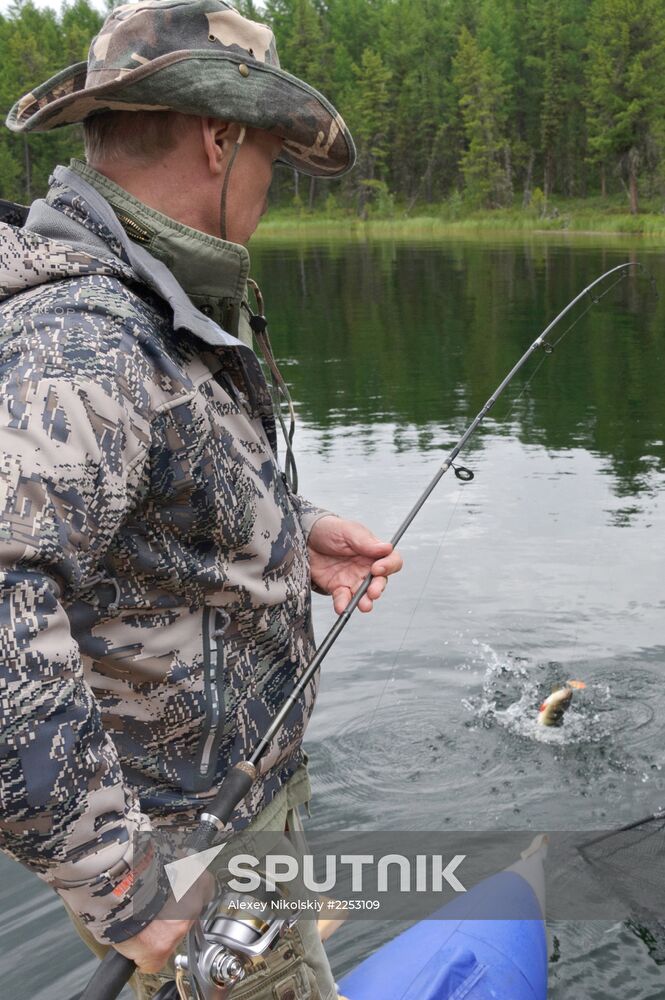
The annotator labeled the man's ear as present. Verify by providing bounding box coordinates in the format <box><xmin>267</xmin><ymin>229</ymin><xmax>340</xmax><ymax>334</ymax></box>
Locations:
<box><xmin>201</xmin><ymin>118</ymin><xmax>235</xmax><ymax>175</ymax></box>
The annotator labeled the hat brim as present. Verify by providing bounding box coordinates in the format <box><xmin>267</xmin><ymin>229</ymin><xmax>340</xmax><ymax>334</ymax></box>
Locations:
<box><xmin>6</xmin><ymin>50</ymin><xmax>356</xmax><ymax>179</ymax></box>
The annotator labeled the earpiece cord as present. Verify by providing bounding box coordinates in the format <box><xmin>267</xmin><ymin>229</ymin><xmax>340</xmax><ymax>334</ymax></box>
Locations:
<box><xmin>219</xmin><ymin>125</ymin><xmax>246</xmax><ymax>242</ymax></box>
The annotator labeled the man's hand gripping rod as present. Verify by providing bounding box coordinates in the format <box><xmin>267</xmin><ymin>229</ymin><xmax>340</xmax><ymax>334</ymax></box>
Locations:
<box><xmin>80</xmin><ymin>262</ymin><xmax>635</xmax><ymax>1000</ymax></box>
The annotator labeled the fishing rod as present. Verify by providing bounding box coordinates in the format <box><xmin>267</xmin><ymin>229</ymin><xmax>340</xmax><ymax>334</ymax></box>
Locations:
<box><xmin>80</xmin><ymin>261</ymin><xmax>637</xmax><ymax>1000</ymax></box>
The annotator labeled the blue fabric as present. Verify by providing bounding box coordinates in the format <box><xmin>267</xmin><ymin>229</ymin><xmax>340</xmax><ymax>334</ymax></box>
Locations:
<box><xmin>401</xmin><ymin>946</ymin><xmax>485</xmax><ymax>1000</ymax></box>
<box><xmin>339</xmin><ymin>873</ymin><xmax>547</xmax><ymax>1000</ymax></box>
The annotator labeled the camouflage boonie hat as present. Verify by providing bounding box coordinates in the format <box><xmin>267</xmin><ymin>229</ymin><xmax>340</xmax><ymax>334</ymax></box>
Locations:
<box><xmin>5</xmin><ymin>0</ymin><xmax>355</xmax><ymax>178</ymax></box>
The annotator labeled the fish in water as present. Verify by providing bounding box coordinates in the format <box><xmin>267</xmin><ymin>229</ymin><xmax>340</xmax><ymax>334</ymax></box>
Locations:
<box><xmin>537</xmin><ymin>680</ymin><xmax>586</xmax><ymax>726</ymax></box>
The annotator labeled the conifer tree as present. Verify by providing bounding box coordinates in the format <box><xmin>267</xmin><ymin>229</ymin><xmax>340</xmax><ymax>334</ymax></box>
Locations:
<box><xmin>0</xmin><ymin>0</ymin><xmax>101</xmax><ymax>203</ymax></box>
<box><xmin>453</xmin><ymin>25</ymin><xmax>512</xmax><ymax>207</ymax></box>
<box><xmin>586</xmin><ymin>0</ymin><xmax>665</xmax><ymax>213</ymax></box>
<box><xmin>346</xmin><ymin>46</ymin><xmax>393</xmax><ymax>216</ymax></box>
<box><xmin>384</xmin><ymin>0</ymin><xmax>463</xmax><ymax>204</ymax></box>
<box><xmin>540</xmin><ymin>0</ymin><xmax>564</xmax><ymax>198</ymax></box>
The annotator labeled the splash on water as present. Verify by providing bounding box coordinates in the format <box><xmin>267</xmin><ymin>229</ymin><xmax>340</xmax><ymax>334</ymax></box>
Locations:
<box><xmin>462</xmin><ymin>643</ymin><xmax>609</xmax><ymax>745</ymax></box>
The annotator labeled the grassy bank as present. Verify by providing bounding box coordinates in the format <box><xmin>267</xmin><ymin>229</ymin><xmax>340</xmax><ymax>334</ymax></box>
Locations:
<box><xmin>258</xmin><ymin>196</ymin><xmax>665</xmax><ymax>242</ymax></box>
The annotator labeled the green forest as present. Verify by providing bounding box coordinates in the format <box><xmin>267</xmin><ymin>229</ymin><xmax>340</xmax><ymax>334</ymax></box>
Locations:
<box><xmin>2</xmin><ymin>0</ymin><xmax>665</xmax><ymax>223</ymax></box>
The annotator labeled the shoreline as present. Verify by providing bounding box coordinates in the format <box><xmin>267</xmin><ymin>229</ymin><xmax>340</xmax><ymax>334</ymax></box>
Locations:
<box><xmin>255</xmin><ymin>209</ymin><xmax>665</xmax><ymax>244</ymax></box>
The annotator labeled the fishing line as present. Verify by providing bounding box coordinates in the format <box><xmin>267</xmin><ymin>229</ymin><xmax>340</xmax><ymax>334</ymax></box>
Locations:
<box><xmin>540</xmin><ymin>269</ymin><xmax>640</xmax><ymax>679</ymax></box>
<box><xmin>505</xmin><ymin>268</ymin><xmax>649</xmax><ymax>741</ymax></box>
<box><xmin>497</xmin><ymin>351</ymin><xmax>549</xmax><ymax>425</ymax></box>
<box><xmin>495</xmin><ymin>275</ymin><xmax>631</xmax><ymax>716</ymax></box>
<box><xmin>549</xmin><ymin>271</ymin><xmax>630</xmax><ymax>350</ymax></box>
<box><xmin>490</xmin><ymin>271</ymin><xmax>637</xmax><ymax>667</ymax></box>
<box><xmin>496</xmin><ymin>271</ymin><xmax>628</xmax><ymax>428</ymax></box>
<box><xmin>358</xmin><ymin>481</ymin><xmax>467</xmax><ymax>757</ymax></box>
<box><xmin>355</xmin><ymin>265</ymin><xmax>640</xmax><ymax>758</ymax></box>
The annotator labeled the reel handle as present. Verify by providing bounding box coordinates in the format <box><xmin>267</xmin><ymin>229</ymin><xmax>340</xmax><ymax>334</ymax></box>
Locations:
<box><xmin>78</xmin><ymin>763</ymin><xmax>258</xmax><ymax>1000</ymax></box>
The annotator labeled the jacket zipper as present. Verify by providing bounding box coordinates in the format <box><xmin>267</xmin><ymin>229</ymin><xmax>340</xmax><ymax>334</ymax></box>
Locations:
<box><xmin>114</xmin><ymin>209</ymin><xmax>152</xmax><ymax>246</ymax></box>
<box><xmin>199</xmin><ymin>606</ymin><xmax>223</xmax><ymax>776</ymax></box>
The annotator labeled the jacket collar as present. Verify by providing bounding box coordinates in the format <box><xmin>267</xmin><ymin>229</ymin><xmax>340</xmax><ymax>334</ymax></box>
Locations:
<box><xmin>45</xmin><ymin>164</ymin><xmax>245</xmax><ymax>350</ymax></box>
<box><xmin>69</xmin><ymin>159</ymin><xmax>251</xmax><ymax>309</ymax></box>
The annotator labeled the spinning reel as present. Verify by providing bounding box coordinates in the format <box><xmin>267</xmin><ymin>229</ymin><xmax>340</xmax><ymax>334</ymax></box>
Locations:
<box><xmin>155</xmin><ymin>875</ymin><xmax>298</xmax><ymax>1000</ymax></box>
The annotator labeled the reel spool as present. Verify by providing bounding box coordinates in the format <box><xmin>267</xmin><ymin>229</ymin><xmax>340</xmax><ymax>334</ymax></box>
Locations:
<box><xmin>171</xmin><ymin>876</ymin><xmax>298</xmax><ymax>999</ymax></box>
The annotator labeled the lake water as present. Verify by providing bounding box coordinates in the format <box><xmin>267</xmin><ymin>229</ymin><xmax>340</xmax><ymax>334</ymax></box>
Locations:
<box><xmin>1</xmin><ymin>234</ymin><xmax>665</xmax><ymax>998</ymax></box>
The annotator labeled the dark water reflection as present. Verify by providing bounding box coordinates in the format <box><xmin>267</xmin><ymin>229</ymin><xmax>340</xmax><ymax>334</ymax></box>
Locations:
<box><xmin>260</xmin><ymin>240</ymin><xmax>663</xmax><ymax>499</ymax></box>
<box><xmin>1</xmin><ymin>236</ymin><xmax>664</xmax><ymax>998</ymax></box>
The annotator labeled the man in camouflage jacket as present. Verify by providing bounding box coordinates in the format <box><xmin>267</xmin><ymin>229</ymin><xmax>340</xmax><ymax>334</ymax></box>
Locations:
<box><xmin>0</xmin><ymin>2</ymin><xmax>402</xmax><ymax>996</ymax></box>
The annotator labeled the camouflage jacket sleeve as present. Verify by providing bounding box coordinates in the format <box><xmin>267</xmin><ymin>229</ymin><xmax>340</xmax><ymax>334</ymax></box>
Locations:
<box><xmin>0</xmin><ymin>345</ymin><xmax>167</xmax><ymax>944</ymax></box>
<box><xmin>287</xmin><ymin>492</ymin><xmax>336</xmax><ymax>539</ymax></box>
